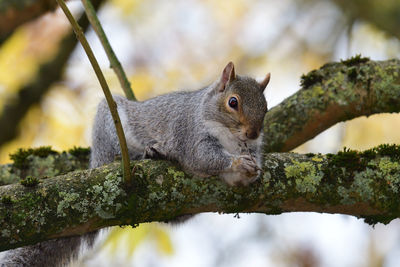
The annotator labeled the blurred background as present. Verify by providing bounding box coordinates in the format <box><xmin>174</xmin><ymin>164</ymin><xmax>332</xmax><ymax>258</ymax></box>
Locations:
<box><xmin>1</xmin><ymin>0</ymin><xmax>400</xmax><ymax>266</ymax></box>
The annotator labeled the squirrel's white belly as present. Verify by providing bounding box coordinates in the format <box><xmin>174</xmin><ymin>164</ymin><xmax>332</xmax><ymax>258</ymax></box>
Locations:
<box><xmin>203</xmin><ymin>120</ymin><xmax>241</xmax><ymax>155</ymax></box>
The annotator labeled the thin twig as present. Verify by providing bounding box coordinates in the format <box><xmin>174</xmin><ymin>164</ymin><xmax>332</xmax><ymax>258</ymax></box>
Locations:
<box><xmin>81</xmin><ymin>0</ymin><xmax>136</xmax><ymax>101</ymax></box>
<box><xmin>55</xmin><ymin>0</ymin><xmax>131</xmax><ymax>184</ymax></box>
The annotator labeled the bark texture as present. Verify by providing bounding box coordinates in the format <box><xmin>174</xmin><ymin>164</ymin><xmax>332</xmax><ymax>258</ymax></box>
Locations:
<box><xmin>264</xmin><ymin>58</ymin><xmax>400</xmax><ymax>152</ymax></box>
<box><xmin>0</xmin><ymin>144</ymin><xmax>400</xmax><ymax>251</ymax></box>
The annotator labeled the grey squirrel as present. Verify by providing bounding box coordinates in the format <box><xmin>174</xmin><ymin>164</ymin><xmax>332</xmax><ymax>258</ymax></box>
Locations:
<box><xmin>91</xmin><ymin>61</ymin><xmax>270</xmax><ymax>185</ymax></box>
<box><xmin>0</xmin><ymin>62</ymin><xmax>270</xmax><ymax>266</ymax></box>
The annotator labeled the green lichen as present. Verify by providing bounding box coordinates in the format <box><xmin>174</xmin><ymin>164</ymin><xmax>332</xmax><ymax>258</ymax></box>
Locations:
<box><xmin>311</xmin><ymin>86</ymin><xmax>325</xmax><ymax>98</ymax></box>
<box><xmin>285</xmin><ymin>160</ymin><xmax>323</xmax><ymax>193</ymax></box>
<box><xmin>12</xmin><ymin>191</ymin><xmax>51</xmax><ymax>231</ymax></box>
<box><xmin>87</xmin><ymin>172</ymin><xmax>125</xmax><ymax>219</ymax></box>
<box><xmin>29</xmin><ymin>155</ymin><xmax>59</xmax><ymax>179</ymax></box>
<box><xmin>372</xmin><ymin>66</ymin><xmax>400</xmax><ymax>113</ymax></box>
<box><xmin>56</xmin><ymin>171</ymin><xmax>125</xmax><ymax>221</ymax></box>
<box><xmin>264</xmin><ymin>159</ymin><xmax>279</xmax><ymax>169</ymax></box>
<box><xmin>311</xmin><ymin>156</ymin><xmax>323</xmax><ymax>162</ymax></box>
<box><xmin>341</xmin><ymin>54</ymin><xmax>370</xmax><ymax>66</ymax></box>
<box><xmin>57</xmin><ymin>192</ymin><xmax>84</xmax><ymax>217</ymax></box>
<box><xmin>20</xmin><ymin>176</ymin><xmax>40</xmax><ymax>187</ymax></box>
<box><xmin>167</xmin><ymin>167</ymin><xmax>185</xmax><ymax>181</ymax></box>
<box><xmin>337</xmin><ymin>186</ymin><xmax>354</xmax><ymax>205</ymax></box>
<box><xmin>352</xmin><ymin>168</ymin><xmax>375</xmax><ymax>201</ymax></box>
<box><xmin>171</xmin><ymin>187</ymin><xmax>185</xmax><ymax>201</ymax></box>
<box><xmin>0</xmin><ymin>165</ymin><xmax>19</xmax><ymax>185</ymax></box>
<box><xmin>326</xmin><ymin>145</ymin><xmax>400</xmax><ymax>207</ymax></box>
<box><xmin>29</xmin><ymin>205</ymin><xmax>51</xmax><ymax>229</ymax></box>
<box><xmin>329</xmin><ymin>146</ymin><xmax>400</xmax><ymax>209</ymax></box>
<box><xmin>378</xmin><ymin>157</ymin><xmax>400</xmax><ymax>193</ymax></box>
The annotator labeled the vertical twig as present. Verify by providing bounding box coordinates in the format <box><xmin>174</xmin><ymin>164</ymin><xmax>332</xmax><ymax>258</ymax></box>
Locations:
<box><xmin>81</xmin><ymin>0</ymin><xmax>136</xmax><ymax>101</ymax></box>
<box><xmin>56</xmin><ymin>0</ymin><xmax>131</xmax><ymax>184</ymax></box>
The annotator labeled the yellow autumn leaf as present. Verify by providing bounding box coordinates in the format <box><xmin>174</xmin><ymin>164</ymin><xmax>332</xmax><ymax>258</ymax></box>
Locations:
<box><xmin>101</xmin><ymin>223</ymin><xmax>174</xmax><ymax>259</ymax></box>
<box><xmin>102</xmin><ymin>224</ymin><xmax>151</xmax><ymax>257</ymax></box>
<box><xmin>153</xmin><ymin>225</ymin><xmax>174</xmax><ymax>255</ymax></box>
<box><xmin>125</xmin><ymin>225</ymin><xmax>150</xmax><ymax>257</ymax></box>
<box><xmin>102</xmin><ymin>226</ymin><xmax>131</xmax><ymax>254</ymax></box>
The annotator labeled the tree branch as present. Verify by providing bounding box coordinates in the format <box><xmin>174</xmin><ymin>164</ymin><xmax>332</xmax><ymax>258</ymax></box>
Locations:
<box><xmin>81</xmin><ymin>0</ymin><xmax>136</xmax><ymax>101</ymax></box>
<box><xmin>263</xmin><ymin>57</ymin><xmax>400</xmax><ymax>152</ymax></box>
<box><xmin>1</xmin><ymin>144</ymin><xmax>400</xmax><ymax>251</ymax></box>
<box><xmin>56</xmin><ymin>0</ymin><xmax>131</xmax><ymax>184</ymax></box>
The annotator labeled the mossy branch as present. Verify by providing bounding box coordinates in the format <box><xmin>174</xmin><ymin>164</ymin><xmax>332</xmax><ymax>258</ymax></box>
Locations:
<box><xmin>81</xmin><ymin>0</ymin><xmax>136</xmax><ymax>101</ymax></box>
<box><xmin>55</xmin><ymin>0</ymin><xmax>131</xmax><ymax>184</ymax></box>
<box><xmin>264</xmin><ymin>58</ymin><xmax>400</xmax><ymax>152</ymax></box>
<box><xmin>1</xmin><ymin>145</ymin><xmax>400</xmax><ymax>251</ymax></box>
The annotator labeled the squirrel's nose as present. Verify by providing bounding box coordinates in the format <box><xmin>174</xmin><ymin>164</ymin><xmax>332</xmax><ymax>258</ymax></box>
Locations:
<box><xmin>246</xmin><ymin>131</ymin><xmax>259</xmax><ymax>140</ymax></box>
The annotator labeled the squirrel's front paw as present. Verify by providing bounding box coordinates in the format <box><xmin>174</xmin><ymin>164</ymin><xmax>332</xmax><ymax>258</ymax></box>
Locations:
<box><xmin>221</xmin><ymin>155</ymin><xmax>260</xmax><ymax>186</ymax></box>
<box><xmin>232</xmin><ymin>155</ymin><xmax>259</xmax><ymax>177</ymax></box>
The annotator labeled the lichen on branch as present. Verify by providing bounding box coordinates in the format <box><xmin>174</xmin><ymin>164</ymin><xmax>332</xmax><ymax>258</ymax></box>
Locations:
<box><xmin>263</xmin><ymin>58</ymin><xmax>400</xmax><ymax>152</ymax></box>
<box><xmin>1</xmin><ymin>144</ymin><xmax>400</xmax><ymax>251</ymax></box>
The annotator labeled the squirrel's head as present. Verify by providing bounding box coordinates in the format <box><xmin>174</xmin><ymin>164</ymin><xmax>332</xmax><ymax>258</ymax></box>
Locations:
<box><xmin>211</xmin><ymin>62</ymin><xmax>270</xmax><ymax>142</ymax></box>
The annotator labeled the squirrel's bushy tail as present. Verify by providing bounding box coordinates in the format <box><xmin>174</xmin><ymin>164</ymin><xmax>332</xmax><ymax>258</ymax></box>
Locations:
<box><xmin>0</xmin><ymin>232</ymin><xmax>98</xmax><ymax>267</ymax></box>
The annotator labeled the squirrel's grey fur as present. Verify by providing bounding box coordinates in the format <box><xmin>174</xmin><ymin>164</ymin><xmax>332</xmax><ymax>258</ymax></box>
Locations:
<box><xmin>0</xmin><ymin>62</ymin><xmax>269</xmax><ymax>266</ymax></box>
<box><xmin>0</xmin><ymin>232</ymin><xmax>97</xmax><ymax>267</ymax></box>
<box><xmin>92</xmin><ymin>62</ymin><xmax>269</xmax><ymax>185</ymax></box>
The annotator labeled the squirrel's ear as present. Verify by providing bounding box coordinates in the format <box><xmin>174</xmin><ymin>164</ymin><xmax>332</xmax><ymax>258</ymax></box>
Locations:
<box><xmin>259</xmin><ymin>73</ymin><xmax>271</xmax><ymax>92</ymax></box>
<box><xmin>219</xmin><ymin>62</ymin><xmax>236</xmax><ymax>92</ymax></box>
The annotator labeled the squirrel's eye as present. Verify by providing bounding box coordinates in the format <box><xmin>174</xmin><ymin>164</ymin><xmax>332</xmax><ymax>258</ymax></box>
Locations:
<box><xmin>228</xmin><ymin>97</ymin><xmax>238</xmax><ymax>109</ymax></box>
